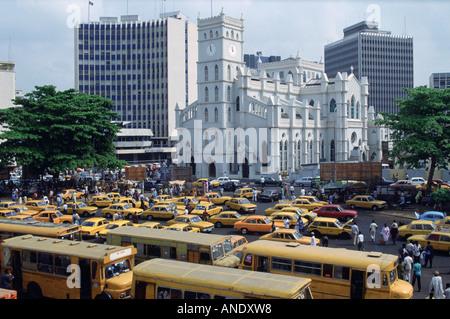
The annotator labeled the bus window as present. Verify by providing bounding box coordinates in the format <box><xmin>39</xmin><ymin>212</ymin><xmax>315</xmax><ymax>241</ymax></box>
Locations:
<box><xmin>105</xmin><ymin>260</ymin><xmax>131</xmax><ymax>279</ymax></box>
<box><xmin>37</xmin><ymin>253</ymin><xmax>53</xmax><ymax>274</ymax></box>
<box><xmin>185</xmin><ymin>291</ymin><xmax>211</xmax><ymax>299</ymax></box>
<box><xmin>293</xmin><ymin>260</ymin><xmax>321</xmax><ymax>276</ymax></box>
<box><xmin>334</xmin><ymin>266</ymin><xmax>350</xmax><ymax>280</ymax></box>
<box><xmin>54</xmin><ymin>255</ymin><xmax>71</xmax><ymax>276</ymax></box>
<box><xmin>157</xmin><ymin>287</ymin><xmax>182</xmax><ymax>299</ymax></box>
<box><xmin>323</xmin><ymin>264</ymin><xmax>333</xmax><ymax>278</ymax></box>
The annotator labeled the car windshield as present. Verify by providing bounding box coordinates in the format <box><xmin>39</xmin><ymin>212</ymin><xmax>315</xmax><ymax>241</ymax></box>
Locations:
<box><xmin>366</xmin><ymin>196</ymin><xmax>375</xmax><ymax>202</ymax></box>
<box><xmin>190</xmin><ymin>216</ymin><xmax>202</xmax><ymax>223</ymax></box>
<box><xmin>82</xmin><ymin>221</ymin><xmax>95</xmax><ymax>227</ymax></box>
<box><xmin>78</xmin><ymin>202</ymin><xmax>87</xmax><ymax>208</ymax></box>
<box><xmin>292</xmin><ymin>231</ymin><xmax>303</xmax><ymax>240</ymax></box>
<box><xmin>196</xmin><ymin>206</ymin><xmax>206</xmax><ymax>210</ymax></box>
<box><xmin>106</xmin><ymin>224</ymin><xmax>119</xmax><ymax>230</ymax></box>
<box><xmin>336</xmin><ymin>206</ymin><xmax>344</xmax><ymax>212</ymax></box>
<box><xmin>239</xmin><ymin>199</ymin><xmax>250</xmax><ymax>204</ymax></box>
<box><xmin>105</xmin><ymin>259</ymin><xmax>131</xmax><ymax>279</ymax></box>
<box><xmin>123</xmin><ymin>204</ymin><xmax>132</xmax><ymax>210</ymax></box>
<box><xmin>261</xmin><ymin>191</ymin><xmax>271</xmax><ymax>195</ymax></box>
<box><xmin>55</xmin><ymin>211</ymin><xmax>63</xmax><ymax>217</ymax></box>
<box><xmin>310</xmin><ymin>197</ymin><xmax>320</xmax><ymax>203</ymax></box>
<box><xmin>335</xmin><ymin>220</ymin><xmax>343</xmax><ymax>228</ymax></box>
<box><xmin>37</xmin><ymin>201</ymin><xmax>46</xmax><ymax>206</ymax></box>
<box><xmin>263</xmin><ymin>217</ymin><xmax>271</xmax><ymax>224</ymax></box>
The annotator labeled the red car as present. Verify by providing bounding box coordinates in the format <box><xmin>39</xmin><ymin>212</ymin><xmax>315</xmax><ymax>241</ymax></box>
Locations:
<box><xmin>312</xmin><ymin>204</ymin><xmax>357</xmax><ymax>221</ymax></box>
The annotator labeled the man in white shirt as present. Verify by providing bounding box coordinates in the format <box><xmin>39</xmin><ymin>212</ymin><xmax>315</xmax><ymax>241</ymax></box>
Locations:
<box><xmin>351</xmin><ymin>222</ymin><xmax>359</xmax><ymax>246</ymax></box>
<box><xmin>403</xmin><ymin>255</ymin><xmax>413</xmax><ymax>283</ymax></box>
<box><xmin>310</xmin><ymin>232</ymin><xmax>316</xmax><ymax>246</ymax></box>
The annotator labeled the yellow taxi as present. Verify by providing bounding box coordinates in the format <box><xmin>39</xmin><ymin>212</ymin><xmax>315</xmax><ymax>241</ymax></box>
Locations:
<box><xmin>225</xmin><ymin>197</ymin><xmax>257</xmax><ymax>214</ymax></box>
<box><xmin>298</xmin><ymin>195</ymin><xmax>328</xmax><ymax>206</ymax></box>
<box><xmin>0</xmin><ymin>201</ymin><xmax>23</xmax><ymax>211</ymax></box>
<box><xmin>166</xmin><ymin>214</ymin><xmax>214</xmax><ymax>233</ymax></box>
<box><xmin>80</xmin><ymin>217</ymin><xmax>110</xmax><ymax>238</ymax></box>
<box><xmin>88</xmin><ymin>195</ymin><xmax>113</xmax><ymax>208</ymax></box>
<box><xmin>398</xmin><ymin>220</ymin><xmax>438</xmax><ymax>239</ymax></box>
<box><xmin>416</xmin><ymin>182</ymin><xmax>449</xmax><ymax>192</ymax></box>
<box><xmin>264</xmin><ymin>203</ymin><xmax>294</xmax><ymax>216</ymax></box>
<box><xmin>196</xmin><ymin>192</ymin><xmax>233</xmax><ymax>205</ymax></box>
<box><xmin>10</xmin><ymin>206</ymin><xmax>37</xmax><ymax>217</ymax></box>
<box><xmin>230</xmin><ymin>235</ymin><xmax>248</xmax><ymax>252</ymax></box>
<box><xmin>307</xmin><ymin>217</ymin><xmax>353</xmax><ymax>239</ymax></box>
<box><xmin>142</xmin><ymin>204</ymin><xmax>179</xmax><ymax>220</ymax></box>
<box><xmin>233</xmin><ymin>187</ymin><xmax>259</xmax><ymax>199</ymax></box>
<box><xmin>268</xmin><ymin>211</ymin><xmax>309</xmax><ymax>228</ymax></box>
<box><xmin>345</xmin><ymin>195</ymin><xmax>387</xmax><ymax>211</ymax></box>
<box><xmin>164</xmin><ymin>223</ymin><xmax>200</xmax><ymax>233</ymax></box>
<box><xmin>135</xmin><ymin>222</ymin><xmax>164</xmax><ymax>229</ymax></box>
<box><xmin>233</xmin><ymin>215</ymin><xmax>285</xmax><ymax>235</ymax></box>
<box><xmin>434</xmin><ymin>216</ymin><xmax>450</xmax><ymax>232</ymax></box>
<box><xmin>259</xmin><ymin>228</ymin><xmax>320</xmax><ymax>246</ymax></box>
<box><xmin>0</xmin><ymin>210</ymin><xmax>24</xmax><ymax>219</ymax></box>
<box><xmin>61</xmin><ymin>202</ymin><xmax>98</xmax><ymax>217</ymax></box>
<box><xmin>106</xmin><ymin>192</ymin><xmax>122</xmax><ymax>200</ymax></box>
<box><xmin>60</xmin><ymin>189</ymin><xmax>81</xmax><ymax>201</ymax></box>
<box><xmin>208</xmin><ymin>211</ymin><xmax>246</xmax><ymax>228</ymax></box>
<box><xmin>408</xmin><ymin>231</ymin><xmax>450</xmax><ymax>252</ymax></box>
<box><xmin>102</xmin><ymin>203</ymin><xmax>143</xmax><ymax>219</ymax></box>
<box><xmin>24</xmin><ymin>200</ymin><xmax>57</xmax><ymax>212</ymax></box>
<box><xmin>290</xmin><ymin>198</ymin><xmax>324</xmax><ymax>211</ymax></box>
<box><xmin>118</xmin><ymin>197</ymin><xmax>149</xmax><ymax>209</ymax></box>
<box><xmin>99</xmin><ymin>220</ymin><xmax>135</xmax><ymax>239</ymax></box>
<box><xmin>173</xmin><ymin>196</ymin><xmax>199</xmax><ymax>208</ymax></box>
<box><xmin>279</xmin><ymin>207</ymin><xmax>317</xmax><ymax>224</ymax></box>
<box><xmin>191</xmin><ymin>202</ymin><xmax>223</xmax><ymax>216</ymax></box>
<box><xmin>33</xmin><ymin>210</ymin><xmax>72</xmax><ymax>224</ymax></box>
<box><xmin>152</xmin><ymin>195</ymin><xmax>171</xmax><ymax>203</ymax></box>
<box><xmin>192</xmin><ymin>178</ymin><xmax>219</xmax><ymax>188</ymax></box>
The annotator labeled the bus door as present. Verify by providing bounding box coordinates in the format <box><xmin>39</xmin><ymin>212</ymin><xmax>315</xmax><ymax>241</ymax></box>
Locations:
<box><xmin>256</xmin><ymin>255</ymin><xmax>270</xmax><ymax>272</ymax></box>
<box><xmin>11</xmin><ymin>250</ymin><xmax>22</xmax><ymax>293</ymax></box>
<box><xmin>350</xmin><ymin>270</ymin><xmax>365</xmax><ymax>299</ymax></box>
<box><xmin>79</xmin><ymin>258</ymin><xmax>92</xmax><ymax>299</ymax></box>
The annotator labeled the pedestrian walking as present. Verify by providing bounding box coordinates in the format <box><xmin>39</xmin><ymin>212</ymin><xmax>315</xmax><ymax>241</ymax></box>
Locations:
<box><xmin>424</xmin><ymin>241</ymin><xmax>434</xmax><ymax>268</ymax></box>
<box><xmin>357</xmin><ymin>231</ymin><xmax>365</xmax><ymax>251</ymax></box>
<box><xmin>403</xmin><ymin>254</ymin><xmax>413</xmax><ymax>283</ymax></box>
<box><xmin>310</xmin><ymin>232</ymin><xmax>317</xmax><ymax>246</ymax></box>
<box><xmin>380</xmin><ymin>223</ymin><xmax>390</xmax><ymax>244</ymax></box>
<box><xmin>351</xmin><ymin>221</ymin><xmax>359</xmax><ymax>246</ymax></box>
<box><xmin>296</xmin><ymin>218</ymin><xmax>304</xmax><ymax>234</ymax></box>
<box><xmin>390</xmin><ymin>220</ymin><xmax>399</xmax><ymax>245</ymax></box>
<box><xmin>369</xmin><ymin>220</ymin><xmax>378</xmax><ymax>242</ymax></box>
<box><xmin>412</xmin><ymin>260</ymin><xmax>422</xmax><ymax>292</ymax></box>
<box><xmin>283</xmin><ymin>217</ymin><xmax>289</xmax><ymax>230</ymax></box>
<box><xmin>429</xmin><ymin>271</ymin><xmax>445</xmax><ymax>299</ymax></box>
<box><xmin>413</xmin><ymin>241</ymin><xmax>422</xmax><ymax>263</ymax></box>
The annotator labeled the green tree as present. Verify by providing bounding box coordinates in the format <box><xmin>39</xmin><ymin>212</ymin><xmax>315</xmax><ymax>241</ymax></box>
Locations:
<box><xmin>0</xmin><ymin>85</ymin><xmax>127</xmax><ymax>177</ymax></box>
<box><xmin>375</xmin><ymin>86</ymin><xmax>450</xmax><ymax>193</ymax></box>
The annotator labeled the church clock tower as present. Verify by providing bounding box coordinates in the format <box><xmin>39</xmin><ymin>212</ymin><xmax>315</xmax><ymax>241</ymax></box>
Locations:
<box><xmin>197</xmin><ymin>10</ymin><xmax>245</xmax><ymax>127</ymax></box>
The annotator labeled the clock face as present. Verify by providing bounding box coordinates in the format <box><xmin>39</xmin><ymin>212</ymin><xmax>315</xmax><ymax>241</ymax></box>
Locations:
<box><xmin>206</xmin><ymin>43</ymin><xmax>216</xmax><ymax>57</ymax></box>
<box><xmin>228</xmin><ymin>44</ymin><xmax>237</xmax><ymax>57</ymax></box>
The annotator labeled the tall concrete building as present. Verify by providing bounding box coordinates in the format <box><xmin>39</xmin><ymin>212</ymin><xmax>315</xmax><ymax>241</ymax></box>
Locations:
<box><xmin>0</xmin><ymin>61</ymin><xmax>16</xmax><ymax>109</ymax></box>
<box><xmin>324</xmin><ymin>21</ymin><xmax>414</xmax><ymax>115</ymax></box>
<box><xmin>74</xmin><ymin>12</ymin><xmax>198</xmax><ymax>163</ymax></box>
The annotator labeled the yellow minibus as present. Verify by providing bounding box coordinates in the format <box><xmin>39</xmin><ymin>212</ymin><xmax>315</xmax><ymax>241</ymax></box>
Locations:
<box><xmin>132</xmin><ymin>258</ymin><xmax>313</xmax><ymax>299</ymax></box>
<box><xmin>106</xmin><ymin>227</ymin><xmax>240</xmax><ymax>267</ymax></box>
<box><xmin>1</xmin><ymin>235</ymin><xmax>136</xmax><ymax>299</ymax></box>
<box><xmin>238</xmin><ymin>240</ymin><xmax>413</xmax><ymax>299</ymax></box>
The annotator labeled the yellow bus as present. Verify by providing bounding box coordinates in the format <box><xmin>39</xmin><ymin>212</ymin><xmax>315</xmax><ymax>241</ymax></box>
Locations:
<box><xmin>0</xmin><ymin>219</ymin><xmax>82</xmax><ymax>243</ymax></box>
<box><xmin>238</xmin><ymin>240</ymin><xmax>413</xmax><ymax>299</ymax></box>
<box><xmin>1</xmin><ymin>235</ymin><xmax>137</xmax><ymax>299</ymax></box>
<box><xmin>132</xmin><ymin>258</ymin><xmax>313</xmax><ymax>299</ymax></box>
<box><xmin>106</xmin><ymin>227</ymin><xmax>240</xmax><ymax>268</ymax></box>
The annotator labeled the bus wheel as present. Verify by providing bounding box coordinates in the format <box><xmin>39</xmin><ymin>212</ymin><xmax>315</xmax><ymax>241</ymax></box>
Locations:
<box><xmin>95</xmin><ymin>292</ymin><xmax>113</xmax><ymax>300</ymax></box>
<box><xmin>27</xmin><ymin>282</ymin><xmax>43</xmax><ymax>299</ymax></box>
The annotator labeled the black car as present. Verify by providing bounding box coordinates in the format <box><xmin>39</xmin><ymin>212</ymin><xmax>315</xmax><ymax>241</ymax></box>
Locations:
<box><xmin>144</xmin><ymin>179</ymin><xmax>161</xmax><ymax>191</ymax></box>
<box><xmin>258</xmin><ymin>190</ymin><xmax>281</xmax><ymax>202</ymax></box>
<box><xmin>255</xmin><ymin>176</ymin><xmax>282</xmax><ymax>186</ymax></box>
<box><xmin>222</xmin><ymin>181</ymin><xmax>245</xmax><ymax>192</ymax></box>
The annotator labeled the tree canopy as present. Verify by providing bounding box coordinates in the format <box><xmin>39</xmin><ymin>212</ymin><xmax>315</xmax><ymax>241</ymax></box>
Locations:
<box><xmin>0</xmin><ymin>85</ymin><xmax>127</xmax><ymax>177</ymax></box>
<box><xmin>375</xmin><ymin>86</ymin><xmax>450</xmax><ymax>192</ymax></box>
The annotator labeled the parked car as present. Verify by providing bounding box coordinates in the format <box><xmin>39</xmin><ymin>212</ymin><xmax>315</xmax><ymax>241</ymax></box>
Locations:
<box><xmin>208</xmin><ymin>211</ymin><xmax>245</xmax><ymax>228</ymax></box>
<box><xmin>415</xmin><ymin>211</ymin><xmax>446</xmax><ymax>222</ymax></box>
<box><xmin>407</xmin><ymin>231</ymin><xmax>450</xmax><ymax>252</ymax></box>
<box><xmin>233</xmin><ymin>215</ymin><xmax>285</xmax><ymax>235</ymax></box>
<box><xmin>164</xmin><ymin>223</ymin><xmax>200</xmax><ymax>233</ymax></box>
<box><xmin>434</xmin><ymin>216</ymin><xmax>450</xmax><ymax>232</ymax></box>
<box><xmin>225</xmin><ymin>198</ymin><xmax>257</xmax><ymax>214</ymax></box>
<box><xmin>259</xmin><ymin>229</ymin><xmax>319</xmax><ymax>246</ymax></box>
<box><xmin>99</xmin><ymin>220</ymin><xmax>134</xmax><ymax>239</ymax></box>
<box><xmin>389</xmin><ymin>180</ymin><xmax>418</xmax><ymax>192</ymax></box>
<box><xmin>33</xmin><ymin>210</ymin><xmax>72</xmax><ymax>224</ymax></box>
<box><xmin>102</xmin><ymin>203</ymin><xmax>143</xmax><ymax>219</ymax></box>
<box><xmin>212</xmin><ymin>177</ymin><xmax>240</xmax><ymax>186</ymax></box>
<box><xmin>294</xmin><ymin>177</ymin><xmax>314</xmax><ymax>187</ymax></box>
<box><xmin>258</xmin><ymin>190</ymin><xmax>281</xmax><ymax>202</ymax></box>
<box><xmin>196</xmin><ymin>192</ymin><xmax>232</xmax><ymax>205</ymax></box>
<box><xmin>166</xmin><ymin>215</ymin><xmax>214</xmax><ymax>233</ymax></box>
<box><xmin>60</xmin><ymin>202</ymin><xmax>98</xmax><ymax>217</ymax></box>
<box><xmin>190</xmin><ymin>202</ymin><xmax>223</xmax><ymax>216</ymax></box>
<box><xmin>222</xmin><ymin>181</ymin><xmax>245</xmax><ymax>192</ymax></box>
<box><xmin>312</xmin><ymin>204</ymin><xmax>357</xmax><ymax>221</ymax></box>
<box><xmin>397</xmin><ymin>220</ymin><xmax>438</xmax><ymax>239</ymax></box>
<box><xmin>80</xmin><ymin>217</ymin><xmax>110</xmax><ymax>238</ymax></box>
<box><xmin>410</xmin><ymin>177</ymin><xmax>426</xmax><ymax>185</ymax></box>
<box><xmin>233</xmin><ymin>187</ymin><xmax>259</xmax><ymax>199</ymax></box>
<box><xmin>345</xmin><ymin>195</ymin><xmax>387</xmax><ymax>211</ymax></box>
<box><xmin>307</xmin><ymin>217</ymin><xmax>353</xmax><ymax>239</ymax></box>
<box><xmin>290</xmin><ymin>198</ymin><xmax>324</xmax><ymax>211</ymax></box>
<box><xmin>255</xmin><ymin>176</ymin><xmax>282</xmax><ymax>186</ymax></box>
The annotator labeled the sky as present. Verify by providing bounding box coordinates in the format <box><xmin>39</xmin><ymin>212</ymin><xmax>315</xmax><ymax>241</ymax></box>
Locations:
<box><xmin>1</xmin><ymin>0</ymin><xmax>449</xmax><ymax>95</ymax></box>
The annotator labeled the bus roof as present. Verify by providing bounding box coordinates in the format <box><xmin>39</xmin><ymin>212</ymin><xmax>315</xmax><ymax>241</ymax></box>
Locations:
<box><xmin>107</xmin><ymin>226</ymin><xmax>231</xmax><ymax>245</ymax></box>
<box><xmin>0</xmin><ymin>219</ymin><xmax>81</xmax><ymax>237</ymax></box>
<box><xmin>133</xmin><ymin>258</ymin><xmax>311</xmax><ymax>299</ymax></box>
<box><xmin>2</xmin><ymin>235</ymin><xmax>135</xmax><ymax>263</ymax></box>
<box><xmin>241</xmin><ymin>240</ymin><xmax>398</xmax><ymax>271</ymax></box>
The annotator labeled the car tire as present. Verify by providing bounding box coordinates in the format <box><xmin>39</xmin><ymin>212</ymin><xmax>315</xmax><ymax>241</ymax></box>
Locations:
<box><xmin>371</xmin><ymin>205</ymin><xmax>378</xmax><ymax>211</ymax></box>
<box><xmin>215</xmin><ymin>222</ymin><xmax>223</xmax><ymax>228</ymax></box>
<box><xmin>147</xmin><ymin>215</ymin><xmax>153</xmax><ymax>221</ymax></box>
<box><xmin>350</xmin><ymin>204</ymin><xmax>356</xmax><ymax>209</ymax></box>
<box><xmin>241</xmin><ymin>228</ymin><xmax>248</xmax><ymax>235</ymax></box>
<box><xmin>106</xmin><ymin>213</ymin><xmax>112</xmax><ymax>219</ymax></box>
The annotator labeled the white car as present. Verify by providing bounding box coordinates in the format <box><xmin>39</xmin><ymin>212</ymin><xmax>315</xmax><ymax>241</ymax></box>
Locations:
<box><xmin>410</xmin><ymin>177</ymin><xmax>426</xmax><ymax>185</ymax></box>
<box><xmin>213</xmin><ymin>177</ymin><xmax>240</xmax><ymax>186</ymax></box>
<box><xmin>294</xmin><ymin>177</ymin><xmax>314</xmax><ymax>187</ymax></box>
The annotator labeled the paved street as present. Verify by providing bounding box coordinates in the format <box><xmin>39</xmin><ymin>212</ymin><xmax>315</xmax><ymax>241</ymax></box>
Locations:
<box><xmin>5</xmin><ymin>183</ymin><xmax>448</xmax><ymax>299</ymax></box>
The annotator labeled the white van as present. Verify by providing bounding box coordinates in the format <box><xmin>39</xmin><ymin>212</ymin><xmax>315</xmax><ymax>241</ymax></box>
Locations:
<box><xmin>410</xmin><ymin>177</ymin><xmax>426</xmax><ymax>185</ymax></box>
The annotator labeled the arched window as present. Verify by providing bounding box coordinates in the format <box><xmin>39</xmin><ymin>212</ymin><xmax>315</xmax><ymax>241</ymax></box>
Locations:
<box><xmin>209</xmin><ymin>30</ymin><xmax>213</xmax><ymax>38</ymax></box>
<box><xmin>351</xmin><ymin>96</ymin><xmax>355</xmax><ymax>119</ymax></box>
<box><xmin>204</xmin><ymin>108</ymin><xmax>209</xmax><ymax>122</ymax></box>
<box><xmin>330</xmin><ymin>98</ymin><xmax>337</xmax><ymax>113</ymax></box>
<box><xmin>214</xmin><ymin>107</ymin><xmax>219</xmax><ymax>122</ymax></box>
<box><xmin>204</xmin><ymin>87</ymin><xmax>209</xmax><ymax>102</ymax></box>
<box><xmin>215</xmin><ymin>65</ymin><xmax>219</xmax><ymax>81</ymax></box>
<box><xmin>227</xmin><ymin>65</ymin><xmax>231</xmax><ymax>81</ymax></box>
<box><xmin>227</xmin><ymin>86</ymin><xmax>231</xmax><ymax>101</ymax></box>
<box><xmin>204</xmin><ymin>66</ymin><xmax>209</xmax><ymax>81</ymax></box>
<box><xmin>227</xmin><ymin>107</ymin><xmax>231</xmax><ymax>122</ymax></box>
<box><xmin>214</xmin><ymin>86</ymin><xmax>219</xmax><ymax>102</ymax></box>
<box><xmin>236</xmin><ymin>96</ymin><xmax>240</xmax><ymax>111</ymax></box>
<box><xmin>356</xmin><ymin>102</ymin><xmax>360</xmax><ymax>119</ymax></box>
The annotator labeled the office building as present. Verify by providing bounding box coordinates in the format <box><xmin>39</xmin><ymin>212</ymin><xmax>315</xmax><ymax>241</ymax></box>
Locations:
<box><xmin>0</xmin><ymin>61</ymin><xmax>16</xmax><ymax>109</ymax></box>
<box><xmin>74</xmin><ymin>12</ymin><xmax>198</xmax><ymax>163</ymax></box>
<box><xmin>429</xmin><ymin>72</ymin><xmax>450</xmax><ymax>89</ymax></box>
<box><xmin>244</xmin><ymin>52</ymin><xmax>281</xmax><ymax>69</ymax></box>
<box><xmin>324</xmin><ymin>21</ymin><xmax>413</xmax><ymax>114</ymax></box>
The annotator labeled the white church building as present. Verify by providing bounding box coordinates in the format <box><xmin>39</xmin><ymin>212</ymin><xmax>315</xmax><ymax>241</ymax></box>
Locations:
<box><xmin>175</xmin><ymin>11</ymin><xmax>382</xmax><ymax>180</ymax></box>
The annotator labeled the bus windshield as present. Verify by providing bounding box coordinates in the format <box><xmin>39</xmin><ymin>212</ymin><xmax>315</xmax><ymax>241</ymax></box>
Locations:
<box><xmin>105</xmin><ymin>259</ymin><xmax>131</xmax><ymax>279</ymax></box>
<box><xmin>211</xmin><ymin>238</ymin><xmax>233</xmax><ymax>261</ymax></box>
